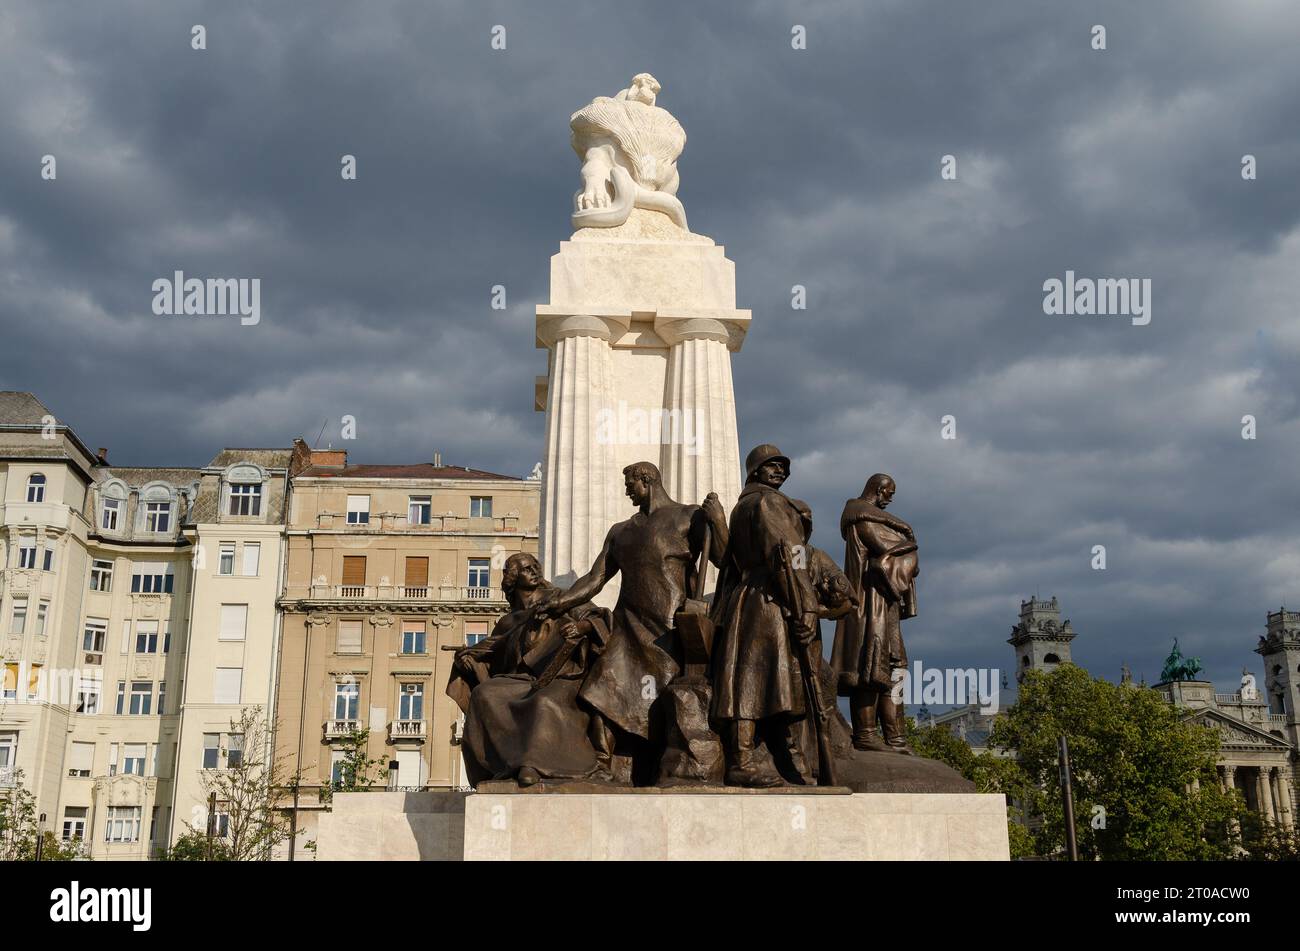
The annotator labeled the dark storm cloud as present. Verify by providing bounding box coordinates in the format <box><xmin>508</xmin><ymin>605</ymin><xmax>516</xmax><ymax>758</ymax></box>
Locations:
<box><xmin>3</xmin><ymin>0</ymin><xmax>1299</xmax><ymax>693</ymax></box>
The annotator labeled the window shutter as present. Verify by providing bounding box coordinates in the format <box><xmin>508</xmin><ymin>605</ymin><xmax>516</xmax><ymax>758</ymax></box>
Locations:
<box><xmin>70</xmin><ymin>742</ymin><xmax>95</xmax><ymax>773</ymax></box>
<box><xmin>342</xmin><ymin>556</ymin><xmax>366</xmax><ymax>586</ymax></box>
<box><xmin>337</xmin><ymin>620</ymin><xmax>363</xmax><ymax>653</ymax></box>
<box><xmin>404</xmin><ymin>557</ymin><xmax>428</xmax><ymax>587</ymax></box>
<box><xmin>241</xmin><ymin>543</ymin><xmax>260</xmax><ymax>576</ymax></box>
<box><xmin>219</xmin><ymin>604</ymin><xmax>248</xmax><ymax>641</ymax></box>
<box><xmin>214</xmin><ymin>667</ymin><xmax>242</xmax><ymax>704</ymax></box>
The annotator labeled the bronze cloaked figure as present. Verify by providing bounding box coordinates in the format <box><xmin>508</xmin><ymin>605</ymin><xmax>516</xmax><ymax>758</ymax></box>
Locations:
<box><xmin>708</xmin><ymin>444</ymin><xmax>821</xmax><ymax>787</ymax></box>
<box><xmin>830</xmin><ymin>474</ymin><xmax>919</xmax><ymax>754</ymax></box>
<box><xmin>537</xmin><ymin>461</ymin><xmax>721</xmax><ymax>784</ymax></box>
<box><xmin>446</xmin><ymin>553</ymin><xmax>613</xmax><ymax>787</ymax></box>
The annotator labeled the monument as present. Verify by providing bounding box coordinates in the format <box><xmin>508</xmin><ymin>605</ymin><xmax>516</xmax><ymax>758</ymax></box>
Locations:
<box><xmin>536</xmin><ymin>73</ymin><xmax>748</xmax><ymax>601</ymax></box>
<box><xmin>314</xmin><ymin>74</ymin><xmax>1010</xmax><ymax>860</ymax></box>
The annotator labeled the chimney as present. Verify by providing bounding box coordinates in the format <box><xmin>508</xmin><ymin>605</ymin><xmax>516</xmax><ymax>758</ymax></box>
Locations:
<box><xmin>96</xmin><ymin>447</ymin><xmax>109</xmax><ymax>465</ymax></box>
<box><xmin>433</xmin><ymin>451</ymin><xmax>442</xmax><ymax>467</ymax></box>
<box><xmin>290</xmin><ymin>436</ymin><xmax>346</xmax><ymax>475</ymax></box>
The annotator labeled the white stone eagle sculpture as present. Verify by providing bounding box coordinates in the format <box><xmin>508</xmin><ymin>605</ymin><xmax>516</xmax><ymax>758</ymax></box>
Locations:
<box><xmin>569</xmin><ymin>73</ymin><xmax>688</xmax><ymax>231</ymax></box>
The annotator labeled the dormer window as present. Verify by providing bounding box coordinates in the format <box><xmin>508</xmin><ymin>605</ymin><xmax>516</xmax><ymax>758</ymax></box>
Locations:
<box><xmin>26</xmin><ymin>474</ymin><xmax>46</xmax><ymax>503</ymax></box>
<box><xmin>101</xmin><ymin>497</ymin><xmax>121</xmax><ymax>531</ymax></box>
<box><xmin>144</xmin><ymin>501</ymin><xmax>171</xmax><ymax>533</ymax></box>
<box><xmin>228</xmin><ymin>482</ymin><xmax>262</xmax><ymax>517</ymax></box>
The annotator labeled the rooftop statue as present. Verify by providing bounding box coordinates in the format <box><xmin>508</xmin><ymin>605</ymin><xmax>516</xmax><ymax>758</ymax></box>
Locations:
<box><xmin>1159</xmin><ymin>638</ymin><xmax>1204</xmax><ymax>683</ymax></box>
<box><xmin>569</xmin><ymin>73</ymin><xmax>689</xmax><ymax>231</ymax></box>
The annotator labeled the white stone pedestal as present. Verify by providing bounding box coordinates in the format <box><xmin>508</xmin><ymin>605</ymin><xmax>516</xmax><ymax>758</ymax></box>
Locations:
<box><xmin>465</xmin><ymin>790</ymin><xmax>1010</xmax><ymax>861</ymax></box>
<box><xmin>536</xmin><ymin>209</ymin><xmax>750</xmax><ymax>599</ymax></box>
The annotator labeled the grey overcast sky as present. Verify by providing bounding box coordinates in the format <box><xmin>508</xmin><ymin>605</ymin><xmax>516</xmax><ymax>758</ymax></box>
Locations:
<box><xmin>3</xmin><ymin>0</ymin><xmax>1299</xmax><ymax>693</ymax></box>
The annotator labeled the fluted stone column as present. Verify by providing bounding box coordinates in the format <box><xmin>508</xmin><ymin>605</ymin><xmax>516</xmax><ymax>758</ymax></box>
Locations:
<box><xmin>538</xmin><ymin>315</ymin><xmax>625</xmax><ymax>593</ymax></box>
<box><xmin>1260</xmin><ymin>767</ymin><xmax>1276</xmax><ymax>822</ymax></box>
<box><xmin>658</xmin><ymin>318</ymin><xmax>742</xmax><ymax>515</ymax></box>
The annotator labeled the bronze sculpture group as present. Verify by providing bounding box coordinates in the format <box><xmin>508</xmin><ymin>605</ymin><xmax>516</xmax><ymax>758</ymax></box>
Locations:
<box><xmin>447</xmin><ymin>446</ymin><xmax>922</xmax><ymax>789</ymax></box>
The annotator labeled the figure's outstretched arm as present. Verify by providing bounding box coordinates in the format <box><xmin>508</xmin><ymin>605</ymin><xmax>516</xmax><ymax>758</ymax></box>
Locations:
<box><xmin>699</xmin><ymin>492</ymin><xmax>730</xmax><ymax>568</ymax></box>
<box><xmin>543</xmin><ymin>528</ymin><xmax>618</xmax><ymax>616</ymax></box>
<box><xmin>847</xmin><ymin>505</ymin><xmax>914</xmax><ymax>539</ymax></box>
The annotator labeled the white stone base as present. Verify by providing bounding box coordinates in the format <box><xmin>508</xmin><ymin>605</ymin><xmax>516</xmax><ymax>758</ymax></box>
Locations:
<box><xmin>314</xmin><ymin>790</ymin><xmax>1009</xmax><ymax>861</ymax></box>
<box><xmin>315</xmin><ymin>791</ymin><xmax>467</xmax><ymax>861</ymax></box>
<box><xmin>464</xmin><ymin>791</ymin><xmax>1009</xmax><ymax>861</ymax></box>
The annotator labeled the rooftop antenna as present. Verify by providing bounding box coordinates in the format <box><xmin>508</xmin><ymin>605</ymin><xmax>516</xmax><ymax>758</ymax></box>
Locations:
<box><xmin>312</xmin><ymin>419</ymin><xmax>328</xmax><ymax>450</ymax></box>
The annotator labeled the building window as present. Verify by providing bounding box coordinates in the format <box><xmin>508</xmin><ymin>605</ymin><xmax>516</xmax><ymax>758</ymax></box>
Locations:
<box><xmin>144</xmin><ymin>501</ymin><xmax>171</xmax><ymax>533</ymax></box>
<box><xmin>26</xmin><ymin>664</ymin><xmax>42</xmax><ymax>700</ymax></box>
<box><xmin>76</xmin><ymin>679</ymin><xmax>100</xmax><ymax>714</ymax></box>
<box><xmin>408</xmin><ymin>496</ymin><xmax>431</xmax><ymax>525</ymax></box>
<box><xmin>105</xmin><ymin>806</ymin><xmax>141</xmax><ymax>843</ymax></box>
<box><xmin>42</xmin><ymin>547</ymin><xmax>53</xmax><ymax>571</ymax></box>
<box><xmin>330</xmin><ymin>750</ymin><xmax>348</xmax><ymax>786</ymax></box>
<box><xmin>26</xmin><ymin>474</ymin><xmax>47</xmax><ymax>502</ymax></box>
<box><xmin>334</xmin><ymin>681</ymin><xmax>360</xmax><ymax>721</ymax></box>
<box><xmin>135</xmin><ymin>622</ymin><xmax>159</xmax><ymax>654</ymax></box>
<box><xmin>128</xmin><ymin>681</ymin><xmax>152</xmax><ymax>715</ymax></box>
<box><xmin>228</xmin><ymin>482</ymin><xmax>262</xmax><ymax>517</ymax></box>
<box><xmin>336</xmin><ymin>620</ymin><xmax>363</xmax><ymax>654</ymax></box>
<box><xmin>9</xmin><ymin>601</ymin><xmax>27</xmax><ymax>636</ymax></box>
<box><xmin>218</xmin><ymin>543</ymin><xmax>235</xmax><ymax>575</ymax></box>
<box><xmin>101</xmin><ymin>497</ymin><xmax>121</xmax><ymax>531</ymax></box>
<box><xmin>82</xmin><ymin>619</ymin><xmax>107</xmax><ymax>658</ymax></box>
<box><xmin>202</xmin><ymin>733</ymin><xmax>220</xmax><ymax>769</ymax></box>
<box><xmin>226</xmin><ymin>733</ymin><xmax>243</xmax><ymax>768</ymax></box>
<box><xmin>90</xmin><ymin>559</ymin><xmax>113</xmax><ymax>591</ymax></box>
<box><xmin>468</xmin><ymin>558</ymin><xmax>491</xmax><ymax>591</ymax></box>
<box><xmin>346</xmin><ymin>495</ymin><xmax>370</xmax><ymax>525</ymax></box>
<box><xmin>131</xmin><ymin>565</ymin><xmax>175</xmax><ymax>594</ymax></box>
<box><xmin>341</xmin><ymin>555</ymin><xmax>366</xmax><ymax>594</ymax></box>
<box><xmin>157</xmin><ymin>681</ymin><xmax>166</xmax><ymax>716</ymax></box>
<box><xmin>2</xmin><ymin>664</ymin><xmax>17</xmax><ymax>701</ymax></box>
<box><xmin>213</xmin><ymin>668</ymin><xmax>242</xmax><ymax>704</ymax></box>
<box><xmin>62</xmin><ymin>807</ymin><xmax>88</xmax><ymax>841</ymax></box>
<box><xmin>35</xmin><ymin>601</ymin><xmax>48</xmax><ymax>637</ymax></box>
<box><xmin>17</xmin><ymin>544</ymin><xmax>36</xmax><ymax>570</ymax></box>
<box><xmin>470</xmin><ymin>496</ymin><xmax>493</xmax><ymax>518</ymax></box>
<box><xmin>219</xmin><ymin>604</ymin><xmax>248</xmax><ymax>642</ymax></box>
<box><xmin>464</xmin><ymin>621</ymin><xmax>489</xmax><ymax>647</ymax></box>
<box><xmin>241</xmin><ymin>542</ymin><xmax>260</xmax><ymax>577</ymax></box>
<box><xmin>401</xmin><ymin>623</ymin><xmax>426</xmax><ymax>655</ymax></box>
<box><xmin>122</xmin><ymin>742</ymin><xmax>146</xmax><ymax>775</ymax></box>
<box><xmin>68</xmin><ymin>742</ymin><xmax>94</xmax><ymax>778</ymax></box>
<box><xmin>399</xmin><ymin>683</ymin><xmax>424</xmax><ymax>722</ymax></box>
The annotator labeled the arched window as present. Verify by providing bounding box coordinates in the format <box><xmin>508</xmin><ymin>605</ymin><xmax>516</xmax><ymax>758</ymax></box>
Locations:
<box><xmin>1043</xmin><ymin>653</ymin><xmax>1061</xmax><ymax>664</ymax></box>
<box><xmin>26</xmin><ymin>474</ymin><xmax>46</xmax><ymax>503</ymax></box>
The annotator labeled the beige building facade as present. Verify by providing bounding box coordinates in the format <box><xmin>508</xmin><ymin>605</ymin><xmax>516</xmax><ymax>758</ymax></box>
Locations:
<box><xmin>1</xmin><ymin>392</ymin><xmax>200</xmax><ymax>859</ymax></box>
<box><xmin>273</xmin><ymin>442</ymin><xmax>539</xmax><ymax>849</ymax></box>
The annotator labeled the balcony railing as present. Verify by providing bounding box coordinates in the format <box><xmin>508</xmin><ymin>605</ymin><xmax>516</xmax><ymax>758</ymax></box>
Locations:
<box><xmin>315</xmin><ymin>512</ymin><xmax>524</xmax><ymax>534</ymax></box>
<box><xmin>324</xmin><ymin>718</ymin><xmax>361</xmax><ymax>738</ymax></box>
<box><xmin>299</xmin><ymin>584</ymin><xmax>504</xmax><ymax>604</ymax></box>
<box><xmin>389</xmin><ymin>719</ymin><xmax>427</xmax><ymax>739</ymax></box>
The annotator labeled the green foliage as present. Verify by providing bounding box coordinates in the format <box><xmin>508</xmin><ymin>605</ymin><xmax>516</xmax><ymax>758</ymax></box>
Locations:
<box><xmin>320</xmin><ymin>729</ymin><xmax>388</xmax><ymax>805</ymax></box>
<box><xmin>907</xmin><ymin>719</ymin><xmax>1041</xmax><ymax>859</ymax></box>
<box><xmin>160</xmin><ymin>828</ymin><xmax>233</xmax><ymax>861</ymax></box>
<box><xmin>988</xmin><ymin>665</ymin><xmax>1242</xmax><ymax>860</ymax></box>
<box><xmin>0</xmin><ymin>769</ymin><xmax>90</xmax><ymax>861</ymax></box>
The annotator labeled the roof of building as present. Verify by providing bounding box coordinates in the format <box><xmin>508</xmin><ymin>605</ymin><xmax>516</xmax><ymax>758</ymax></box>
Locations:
<box><xmin>0</xmin><ymin>391</ymin><xmax>55</xmax><ymax>426</ymax></box>
<box><xmin>205</xmin><ymin>448</ymin><xmax>295</xmax><ymax>470</ymax></box>
<box><xmin>99</xmin><ymin>466</ymin><xmax>202</xmax><ymax>487</ymax></box>
<box><xmin>295</xmin><ymin>463</ymin><xmax>521</xmax><ymax>481</ymax></box>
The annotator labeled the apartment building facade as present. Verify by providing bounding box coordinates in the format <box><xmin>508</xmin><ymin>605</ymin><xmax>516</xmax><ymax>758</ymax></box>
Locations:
<box><xmin>273</xmin><ymin>441</ymin><xmax>539</xmax><ymax>846</ymax></box>
<box><xmin>1</xmin><ymin>392</ymin><xmax>199</xmax><ymax>859</ymax></box>
<box><xmin>169</xmin><ymin>448</ymin><xmax>293</xmax><ymax>845</ymax></box>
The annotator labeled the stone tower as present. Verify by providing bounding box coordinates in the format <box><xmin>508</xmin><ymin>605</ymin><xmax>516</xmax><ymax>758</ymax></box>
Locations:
<box><xmin>535</xmin><ymin>75</ymin><xmax>748</xmax><ymax>600</ymax></box>
<box><xmin>1007</xmin><ymin>596</ymin><xmax>1076</xmax><ymax>682</ymax></box>
<box><xmin>1257</xmin><ymin>608</ymin><xmax>1300</xmax><ymax>741</ymax></box>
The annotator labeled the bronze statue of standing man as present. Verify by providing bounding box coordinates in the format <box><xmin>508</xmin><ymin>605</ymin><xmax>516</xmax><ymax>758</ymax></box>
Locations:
<box><xmin>830</xmin><ymin>474</ymin><xmax>919</xmax><ymax>754</ymax></box>
<box><xmin>708</xmin><ymin>444</ymin><xmax>820</xmax><ymax>786</ymax></box>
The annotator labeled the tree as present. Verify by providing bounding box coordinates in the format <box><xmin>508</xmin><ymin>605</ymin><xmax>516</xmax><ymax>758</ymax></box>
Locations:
<box><xmin>189</xmin><ymin>706</ymin><xmax>301</xmax><ymax>860</ymax></box>
<box><xmin>907</xmin><ymin>719</ymin><xmax>1041</xmax><ymax>859</ymax></box>
<box><xmin>988</xmin><ymin>665</ymin><xmax>1242</xmax><ymax>860</ymax></box>
<box><xmin>0</xmin><ymin>767</ymin><xmax>40</xmax><ymax>861</ymax></box>
<box><xmin>160</xmin><ymin>828</ymin><xmax>232</xmax><ymax>861</ymax></box>
<box><xmin>318</xmin><ymin>728</ymin><xmax>387</xmax><ymax>805</ymax></box>
<box><xmin>0</xmin><ymin>768</ymin><xmax>89</xmax><ymax>861</ymax></box>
